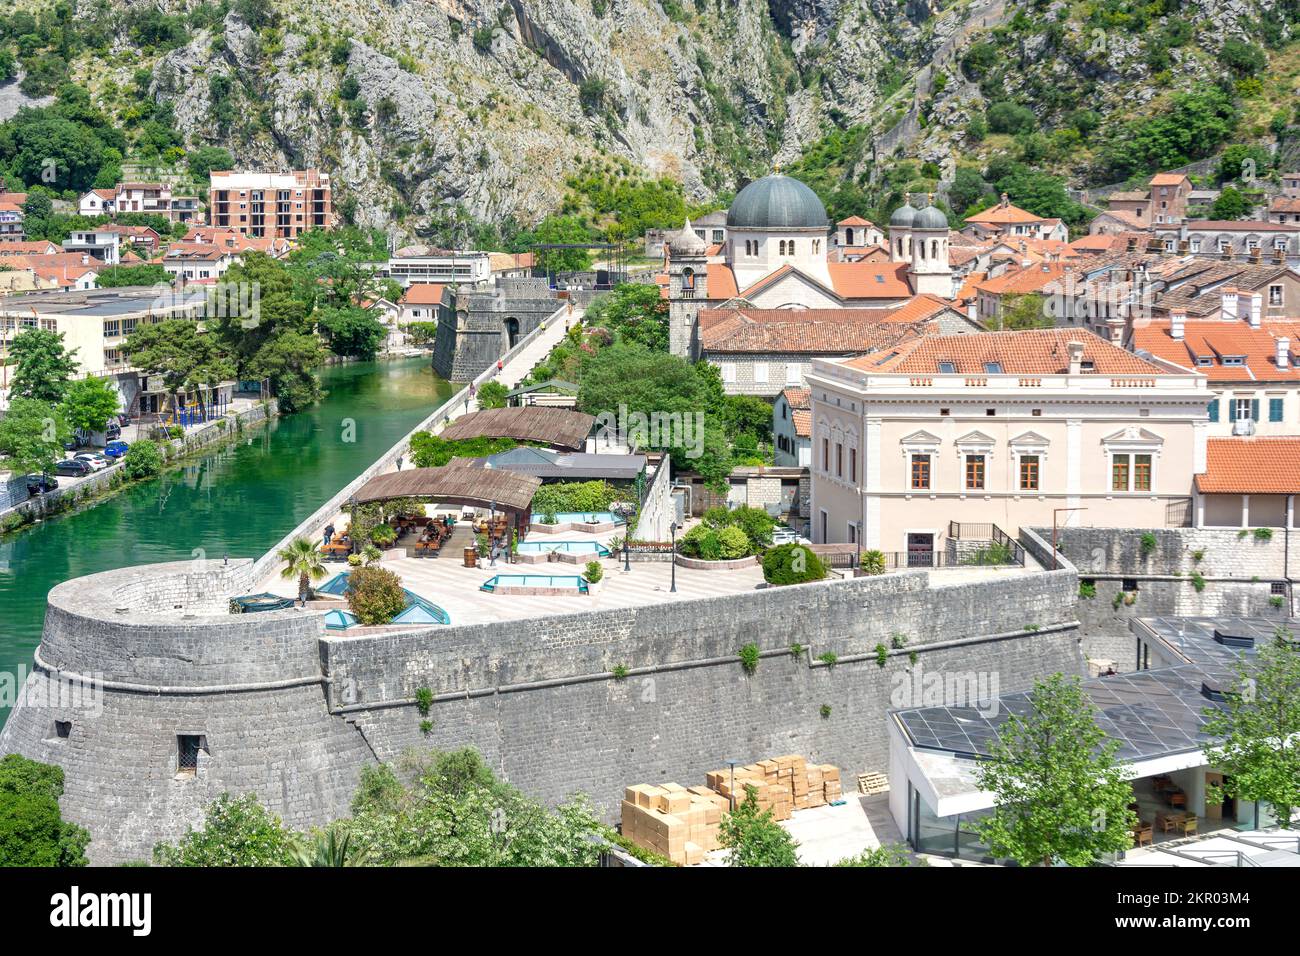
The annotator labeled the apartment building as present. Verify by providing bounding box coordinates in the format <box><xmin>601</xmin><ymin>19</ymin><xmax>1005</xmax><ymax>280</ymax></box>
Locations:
<box><xmin>0</xmin><ymin>199</ymin><xmax>24</xmax><ymax>242</ymax></box>
<box><xmin>805</xmin><ymin>328</ymin><xmax>1209</xmax><ymax>555</ymax></box>
<box><xmin>209</xmin><ymin>169</ymin><xmax>331</xmax><ymax>239</ymax></box>
<box><xmin>78</xmin><ymin>183</ymin><xmax>201</xmax><ymax>223</ymax></box>
<box><xmin>161</xmin><ymin>242</ymin><xmax>236</xmax><ymax>282</ymax></box>
<box><xmin>1153</xmin><ymin>220</ymin><xmax>1300</xmax><ymax>261</ymax></box>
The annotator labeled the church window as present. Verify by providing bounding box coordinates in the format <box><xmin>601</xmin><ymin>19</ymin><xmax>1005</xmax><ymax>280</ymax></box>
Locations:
<box><xmin>846</xmin><ymin>228</ymin><xmax>855</xmax><ymax>245</ymax></box>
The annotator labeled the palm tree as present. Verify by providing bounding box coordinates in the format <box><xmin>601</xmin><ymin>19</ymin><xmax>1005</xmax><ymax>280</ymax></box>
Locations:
<box><xmin>278</xmin><ymin>537</ymin><xmax>327</xmax><ymax>604</ymax></box>
<box><xmin>289</xmin><ymin>829</ymin><xmax>372</xmax><ymax>867</ymax></box>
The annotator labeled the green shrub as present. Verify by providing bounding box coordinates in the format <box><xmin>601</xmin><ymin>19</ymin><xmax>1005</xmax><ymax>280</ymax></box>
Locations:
<box><xmin>739</xmin><ymin>643</ymin><xmax>760</xmax><ymax>674</ymax></box>
<box><xmin>717</xmin><ymin>525</ymin><xmax>749</xmax><ymax>560</ymax></box>
<box><xmin>874</xmin><ymin>644</ymin><xmax>888</xmax><ymax>667</ymax></box>
<box><xmin>761</xmin><ymin>544</ymin><xmax>826</xmax><ymax>586</ymax></box>
<box><xmin>476</xmin><ymin>380</ymin><xmax>509</xmax><ymax>409</ymax></box>
<box><xmin>859</xmin><ymin>549</ymin><xmax>886</xmax><ymax>575</ymax></box>
<box><xmin>420</xmin><ymin>719</ymin><xmax>433</xmax><ymax>737</ymax></box>
<box><xmin>369</xmin><ymin>523</ymin><xmax>397</xmax><ymax>546</ymax></box>
<box><xmin>1079</xmin><ymin>581</ymin><xmax>1097</xmax><ymax>599</ymax></box>
<box><xmin>167</xmin><ymin>424</ymin><xmax>183</xmax><ymax>439</ymax></box>
<box><xmin>346</xmin><ymin>566</ymin><xmax>406</xmax><ymax>625</ymax></box>
<box><xmin>1253</xmin><ymin>528</ymin><xmax>1273</xmax><ymax>541</ymax></box>
<box><xmin>530</xmin><ymin>480</ymin><xmax>619</xmax><ymax>516</ymax></box>
<box><xmin>789</xmin><ymin>643</ymin><xmax>804</xmax><ymax>659</ymax></box>
<box><xmin>121</xmin><ymin>439</ymin><xmax>164</xmax><ymax>479</ymax></box>
<box><xmin>414</xmin><ymin>687</ymin><xmax>433</xmax><ymax>715</ymax></box>
<box><xmin>585</xmin><ymin>560</ymin><xmax>603</xmax><ymax>583</ymax></box>
<box><xmin>1192</xmin><ymin>549</ymin><xmax>1205</xmax><ymax>563</ymax></box>
<box><xmin>1270</xmin><ymin>595</ymin><xmax>1285</xmax><ymax>609</ymax></box>
<box><xmin>1139</xmin><ymin>532</ymin><xmax>1157</xmax><ymax>556</ymax></box>
<box><xmin>820</xmin><ymin>651</ymin><xmax>839</xmax><ymax>668</ymax></box>
<box><xmin>1191</xmin><ymin>571</ymin><xmax>1206</xmax><ymax>593</ymax></box>
<box><xmin>819</xmin><ymin>704</ymin><xmax>832</xmax><ymax>719</ymax></box>
<box><xmin>890</xmin><ymin>633</ymin><xmax>907</xmax><ymax>649</ymax></box>
<box><xmin>611</xmin><ymin>663</ymin><xmax>628</xmax><ymax>680</ymax></box>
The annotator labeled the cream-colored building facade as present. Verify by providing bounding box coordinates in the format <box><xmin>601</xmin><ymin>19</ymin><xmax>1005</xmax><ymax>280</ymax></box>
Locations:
<box><xmin>804</xmin><ymin>329</ymin><xmax>1210</xmax><ymax>556</ymax></box>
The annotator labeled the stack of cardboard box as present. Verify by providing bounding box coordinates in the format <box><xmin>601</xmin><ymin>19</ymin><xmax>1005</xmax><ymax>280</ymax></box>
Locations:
<box><xmin>621</xmin><ymin>783</ymin><xmax>727</xmax><ymax>865</ymax></box>
<box><xmin>621</xmin><ymin>757</ymin><xmax>843</xmax><ymax>865</ymax></box>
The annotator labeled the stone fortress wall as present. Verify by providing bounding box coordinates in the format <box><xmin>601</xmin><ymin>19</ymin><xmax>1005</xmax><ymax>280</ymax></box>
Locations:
<box><xmin>1</xmin><ymin>551</ymin><xmax>1082</xmax><ymax>863</ymax></box>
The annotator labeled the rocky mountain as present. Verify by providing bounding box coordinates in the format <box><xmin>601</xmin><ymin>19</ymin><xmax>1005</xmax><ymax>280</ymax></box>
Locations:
<box><xmin>15</xmin><ymin>0</ymin><xmax>1300</xmax><ymax>236</ymax></box>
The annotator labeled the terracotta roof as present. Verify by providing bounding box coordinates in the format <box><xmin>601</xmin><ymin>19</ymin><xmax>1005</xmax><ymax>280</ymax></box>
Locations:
<box><xmin>1108</xmin><ymin>191</ymin><xmax>1151</xmax><ymax>203</ymax></box>
<box><xmin>780</xmin><ymin>387</ymin><xmax>810</xmax><ymax>409</ymax></box>
<box><xmin>1133</xmin><ymin>321</ymin><xmax>1300</xmax><ymax>382</ymax></box>
<box><xmin>843</xmin><ymin>328</ymin><xmax>1165</xmax><ymax>375</ymax></box>
<box><xmin>974</xmin><ymin>265</ymin><xmax>1070</xmax><ymax>296</ymax></box>
<box><xmin>698</xmin><ymin>299</ymin><xmax>948</xmax><ymax>354</ymax></box>
<box><xmin>164</xmin><ymin>242</ymin><xmax>227</xmax><ymax>261</ymax></box>
<box><xmin>1150</xmin><ymin>173</ymin><xmax>1190</xmax><ymax>187</ymax></box>
<box><xmin>0</xmin><ymin>241</ymin><xmax>61</xmax><ymax>256</ymax></box>
<box><xmin>826</xmin><ymin>260</ymin><xmax>913</xmax><ymax>298</ymax></box>
<box><xmin>964</xmin><ymin>202</ymin><xmax>1043</xmax><ymax>226</ymax></box>
<box><xmin>837</xmin><ymin>216</ymin><xmax>874</xmax><ymax>226</ymax></box>
<box><xmin>1270</xmin><ymin>197</ymin><xmax>1300</xmax><ymax>214</ymax></box>
<box><xmin>706</xmin><ymin>262</ymin><xmax>738</xmax><ymax>299</ymax></box>
<box><xmin>1093</xmin><ymin>209</ymin><xmax>1148</xmax><ymax>229</ymax></box>
<box><xmin>1169</xmin><ymin>220</ymin><xmax>1299</xmax><ymax>232</ymax></box>
<box><xmin>1196</xmin><ymin>437</ymin><xmax>1300</xmax><ymax>494</ymax></box>
<box><xmin>400</xmin><ymin>283</ymin><xmax>445</xmax><ymax>306</ymax></box>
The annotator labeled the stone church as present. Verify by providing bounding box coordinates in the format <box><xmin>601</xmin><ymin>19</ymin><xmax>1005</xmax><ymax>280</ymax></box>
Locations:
<box><xmin>665</xmin><ymin>174</ymin><xmax>954</xmax><ymax>358</ymax></box>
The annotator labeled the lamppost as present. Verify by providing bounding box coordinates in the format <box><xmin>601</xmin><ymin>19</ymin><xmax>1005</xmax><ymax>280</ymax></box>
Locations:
<box><xmin>489</xmin><ymin>498</ymin><xmax>498</xmax><ymax>567</ymax></box>
<box><xmin>614</xmin><ymin>503</ymin><xmax>633</xmax><ymax>572</ymax></box>
<box><xmin>669</xmin><ymin>521</ymin><xmax>678</xmax><ymax>593</ymax></box>
<box><xmin>726</xmin><ymin>759</ymin><xmax>740</xmax><ymax>811</ymax></box>
<box><xmin>347</xmin><ymin>495</ymin><xmax>358</xmax><ymax>555</ymax></box>
<box><xmin>854</xmin><ymin>520</ymin><xmax>863</xmax><ymax>571</ymax></box>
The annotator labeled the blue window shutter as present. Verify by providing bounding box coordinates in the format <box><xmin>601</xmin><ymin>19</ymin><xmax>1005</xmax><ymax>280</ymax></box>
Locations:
<box><xmin>1271</xmin><ymin>398</ymin><xmax>1284</xmax><ymax>422</ymax></box>
<box><xmin>1207</xmin><ymin>399</ymin><xmax>1219</xmax><ymax>422</ymax></box>
<box><xmin>1252</xmin><ymin>399</ymin><xmax>1261</xmax><ymax>422</ymax></box>
<box><xmin>1228</xmin><ymin>400</ymin><xmax>1237</xmax><ymax>421</ymax></box>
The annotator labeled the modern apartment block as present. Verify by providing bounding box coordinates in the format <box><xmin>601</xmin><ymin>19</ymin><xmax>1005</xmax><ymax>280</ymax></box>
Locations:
<box><xmin>208</xmin><ymin>169</ymin><xmax>332</xmax><ymax>239</ymax></box>
<box><xmin>78</xmin><ymin>183</ymin><xmax>201</xmax><ymax>223</ymax></box>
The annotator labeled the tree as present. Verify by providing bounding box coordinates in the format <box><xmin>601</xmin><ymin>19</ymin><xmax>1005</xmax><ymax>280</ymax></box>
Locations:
<box><xmin>476</xmin><ymin>380</ymin><xmax>509</xmax><ymax>409</ymax></box>
<box><xmin>999</xmin><ymin>293</ymin><xmax>1052</xmax><ymax>331</ymax></box>
<box><xmin>243</xmin><ymin>330</ymin><xmax>324</xmax><ymax>412</ymax></box>
<box><xmin>347</xmin><ymin>749</ymin><xmax>603</xmax><ymax>866</ymax></box>
<box><xmin>94</xmin><ymin>263</ymin><xmax>169</xmax><ymax>288</ymax></box>
<box><xmin>60</xmin><ymin>375</ymin><xmax>119</xmax><ymax>435</ymax></box>
<box><xmin>718</xmin><ymin>787</ymin><xmax>800</xmax><ymax>867</ymax></box>
<box><xmin>947</xmin><ymin>167</ymin><xmax>989</xmax><ymax>216</ymax></box>
<box><xmin>8</xmin><ymin>328</ymin><xmax>78</xmax><ymax>403</ymax></box>
<box><xmin>316</xmin><ymin>305</ymin><xmax>386</xmax><ymax>359</ymax></box>
<box><xmin>834</xmin><ymin>844</ymin><xmax>927</xmax><ymax>866</ymax></box>
<box><xmin>585</xmin><ymin>283</ymin><xmax>669</xmax><ymax>351</ymax></box>
<box><xmin>0</xmin><ymin>754</ymin><xmax>90</xmax><ymax>867</ymax></box>
<box><xmin>974</xmin><ymin>674</ymin><xmax>1136</xmax><ymax>866</ymax></box>
<box><xmin>153</xmin><ymin>793</ymin><xmax>296</xmax><ymax>866</ymax></box>
<box><xmin>187</xmin><ymin>145</ymin><xmax>235</xmax><ymax>182</ymax></box>
<box><xmin>526</xmin><ymin>215</ymin><xmax>593</xmax><ymax>273</ymax></box>
<box><xmin>986</xmin><ymin>101</ymin><xmax>1036</xmax><ymax>135</ymax></box>
<box><xmin>1219</xmin><ymin>39</ymin><xmax>1266</xmax><ymax>77</ymax></box>
<box><xmin>1210</xmin><ymin>186</ymin><xmax>1252</xmax><ymax>221</ymax></box>
<box><xmin>346</xmin><ymin>565</ymin><xmax>406</xmax><ymax>625</ymax></box>
<box><xmin>123</xmin><ymin>319</ymin><xmax>236</xmax><ymax>414</ymax></box>
<box><xmin>0</xmin><ymin>397</ymin><xmax>69</xmax><ymax>475</ymax></box>
<box><xmin>289</xmin><ymin>828</ymin><xmax>372</xmax><ymax>867</ymax></box>
<box><xmin>277</xmin><ymin>537</ymin><xmax>327</xmax><ymax>604</ymax></box>
<box><xmin>1202</xmin><ymin>628</ymin><xmax>1300</xmax><ymax>829</ymax></box>
<box><xmin>120</xmin><ymin>439</ymin><xmax>164</xmax><ymax>479</ymax></box>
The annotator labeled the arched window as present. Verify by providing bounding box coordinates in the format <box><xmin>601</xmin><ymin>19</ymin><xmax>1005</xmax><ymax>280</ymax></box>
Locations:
<box><xmin>778</xmin><ymin>240</ymin><xmax>787</xmax><ymax>255</ymax></box>
<box><xmin>932</xmin><ymin>238</ymin><xmax>940</xmax><ymax>260</ymax></box>
<box><xmin>845</xmin><ymin>228</ymin><xmax>854</xmax><ymax>246</ymax></box>
<box><xmin>505</xmin><ymin>317</ymin><xmax>520</xmax><ymax>349</ymax></box>
<box><xmin>682</xmin><ymin>268</ymin><xmax>695</xmax><ymax>290</ymax></box>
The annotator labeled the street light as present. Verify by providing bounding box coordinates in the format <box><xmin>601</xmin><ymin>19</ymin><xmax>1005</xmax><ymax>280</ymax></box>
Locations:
<box><xmin>726</xmin><ymin>759</ymin><xmax>740</xmax><ymax>811</ymax></box>
<box><xmin>614</xmin><ymin>503</ymin><xmax>633</xmax><ymax>572</ymax></box>
<box><xmin>669</xmin><ymin>521</ymin><xmax>678</xmax><ymax>593</ymax></box>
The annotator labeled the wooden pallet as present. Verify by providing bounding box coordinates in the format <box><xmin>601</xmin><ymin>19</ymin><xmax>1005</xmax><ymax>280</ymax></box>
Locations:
<box><xmin>857</xmin><ymin>772</ymin><xmax>890</xmax><ymax>795</ymax></box>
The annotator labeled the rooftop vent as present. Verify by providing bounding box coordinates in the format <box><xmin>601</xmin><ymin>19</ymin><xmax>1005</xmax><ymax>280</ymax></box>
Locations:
<box><xmin>1201</xmin><ymin>679</ymin><xmax>1232</xmax><ymax>702</ymax></box>
<box><xmin>1213</xmin><ymin>627</ymin><xmax>1255</xmax><ymax>649</ymax></box>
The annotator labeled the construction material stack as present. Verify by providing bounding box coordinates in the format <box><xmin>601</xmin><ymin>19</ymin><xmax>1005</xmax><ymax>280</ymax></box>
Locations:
<box><xmin>620</xmin><ymin>755</ymin><xmax>843</xmax><ymax>865</ymax></box>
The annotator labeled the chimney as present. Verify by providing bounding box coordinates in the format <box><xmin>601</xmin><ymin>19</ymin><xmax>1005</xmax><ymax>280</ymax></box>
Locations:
<box><xmin>967</xmin><ymin>301</ymin><xmax>978</xmax><ymax>322</ymax></box>
<box><xmin>1170</xmin><ymin>310</ymin><xmax>1186</xmax><ymax>341</ymax></box>
<box><xmin>1248</xmin><ymin>292</ymin><xmax>1263</xmax><ymax>329</ymax></box>
<box><xmin>1126</xmin><ymin>237</ymin><xmax>1137</xmax><ymax>252</ymax></box>
<box><xmin>1250</xmin><ymin>246</ymin><xmax>1262</xmax><ymax>264</ymax></box>
<box><xmin>1178</xmin><ymin>240</ymin><xmax>1190</xmax><ymax>255</ymax></box>
<box><xmin>1221</xmin><ymin>286</ymin><xmax>1238</xmax><ymax>320</ymax></box>
<box><xmin>1067</xmin><ymin>340</ymin><xmax>1085</xmax><ymax>375</ymax></box>
<box><xmin>1274</xmin><ymin>248</ymin><xmax>1286</xmax><ymax>265</ymax></box>
<box><xmin>81</xmin><ymin>254</ymin><xmax>89</xmax><ymax>265</ymax></box>
<box><xmin>1277</xmin><ymin>337</ymin><xmax>1291</xmax><ymax>370</ymax></box>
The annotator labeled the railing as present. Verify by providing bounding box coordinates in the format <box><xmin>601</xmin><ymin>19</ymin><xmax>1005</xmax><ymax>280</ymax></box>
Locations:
<box><xmin>947</xmin><ymin>522</ymin><xmax>1026</xmax><ymax>567</ymax></box>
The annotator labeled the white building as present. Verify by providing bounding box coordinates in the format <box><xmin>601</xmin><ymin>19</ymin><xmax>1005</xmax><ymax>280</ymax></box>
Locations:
<box><xmin>773</xmin><ymin>387</ymin><xmax>812</xmax><ymax>467</ymax></box>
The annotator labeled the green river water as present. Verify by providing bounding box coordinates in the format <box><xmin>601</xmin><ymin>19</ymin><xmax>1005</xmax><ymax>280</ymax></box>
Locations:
<box><xmin>0</xmin><ymin>357</ymin><xmax>453</xmax><ymax>726</ymax></box>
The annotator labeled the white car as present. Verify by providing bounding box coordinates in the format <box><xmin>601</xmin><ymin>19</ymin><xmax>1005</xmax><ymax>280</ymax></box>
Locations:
<box><xmin>73</xmin><ymin>452</ymin><xmax>112</xmax><ymax>472</ymax></box>
<box><xmin>771</xmin><ymin>526</ymin><xmax>803</xmax><ymax>545</ymax></box>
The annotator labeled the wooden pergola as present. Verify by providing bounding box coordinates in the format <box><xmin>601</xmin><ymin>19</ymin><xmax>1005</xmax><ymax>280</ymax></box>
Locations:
<box><xmin>352</xmin><ymin>463</ymin><xmax>543</xmax><ymax>538</ymax></box>
<box><xmin>438</xmin><ymin>406</ymin><xmax>595</xmax><ymax>451</ymax></box>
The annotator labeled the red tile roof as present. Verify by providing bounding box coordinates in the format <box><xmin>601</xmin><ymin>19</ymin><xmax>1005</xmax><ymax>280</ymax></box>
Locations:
<box><xmin>1133</xmin><ymin>321</ymin><xmax>1300</xmax><ymax>382</ymax></box>
<box><xmin>974</xmin><ymin>265</ymin><xmax>1070</xmax><ymax>296</ymax></box>
<box><xmin>837</xmin><ymin>216</ymin><xmax>874</xmax><ymax>226</ymax></box>
<box><xmin>400</xmin><ymin>283</ymin><xmax>445</xmax><ymax>305</ymax></box>
<box><xmin>1197</xmin><ymin>437</ymin><xmax>1300</xmax><ymax>494</ymax></box>
<box><xmin>826</xmin><ymin>260</ymin><xmax>912</xmax><ymax>298</ymax></box>
<box><xmin>698</xmin><ymin>300</ymin><xmax>948</xmax><ymax>354</ymax></box>
<box><xmin>1149</xmin><ymin>173</ymin><xmax>1190</xmax><ymax>187</ymax></box>
<box><xmin>965</xmin><ymin>202</ymin><xmax>1044</xmax><ymax>226</ymax></box>
<box><xmin>844</xmin><ymin>328</ymin><xmax>1165</xmax><ymax>375</ymax></box>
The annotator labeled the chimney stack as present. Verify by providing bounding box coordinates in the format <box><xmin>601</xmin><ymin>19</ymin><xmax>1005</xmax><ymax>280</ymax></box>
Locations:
<box><xmin>1221</xmin><ymin>286</ymin><xmax>1239</xmax><ymax>320</ymax></box>
<box><xmin>1277</xmin><ymin>337</ymin><xmax>1291</xmax><ymax>370</ymax></box>
<box><xmin>1170</xmin><ymin>310</ymin><xmax>1186</xmax><ymax>341</ymax></box>
<box><xmin>1248</xmin><ymin>292</ymin><xmax>1263</xmax><ymax>329</ymax></box>
<box><xmin>1067</xmin><ymin>340</ymin><xmax>1085</xmax><ymax>375</ymax></box>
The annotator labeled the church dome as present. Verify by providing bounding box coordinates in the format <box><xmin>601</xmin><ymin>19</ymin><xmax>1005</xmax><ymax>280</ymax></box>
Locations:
<box><xmin>913</xmin><ymin>203</ymin><xmax>948</xmax><ymax>230</ymax></box>
<box><xmin>889</xmin><ymin>201</ymin><xmax>917</xmax><ymax>227</ymax></box>
<box><xmin>668</xmin><ymin>219</ymin><xmax>708</xmax><ymax>255</ymax></box>
<box><xmin>726</xmin><ymin>174</ymin><xmax>828</xmax><ymax>230</ymax></box>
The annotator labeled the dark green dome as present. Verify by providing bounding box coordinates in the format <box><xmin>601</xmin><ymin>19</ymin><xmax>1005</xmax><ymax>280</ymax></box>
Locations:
<box><xmin>726</xmin><ymin>174</ymin><xmax>828</xmax><ymax>230</ymax></box>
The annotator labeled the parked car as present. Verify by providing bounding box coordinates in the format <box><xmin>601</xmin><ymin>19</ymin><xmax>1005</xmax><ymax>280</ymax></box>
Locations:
<box><xmin>103</xmin><ymin>440</ymin><xmax>130</xmax><ymax>459</ymax></box>
<box><xmin>23</xmin><ymin>474</ymin><xmax>58</xmax><ymax>496</ymax></box>
<box><xmin>105</xmin><ymin>421</ymin><xmax>122</xmax><ymax>441</ymax></box>
<box><xmin>74</xmin><ymin>452</ymin><xmax>112</xmax><ymax>472</ymax></box>
<box><xmin>54</xmin><ymin>459</ymin><xmax>91</xmax><ymax>477</ymax></box>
